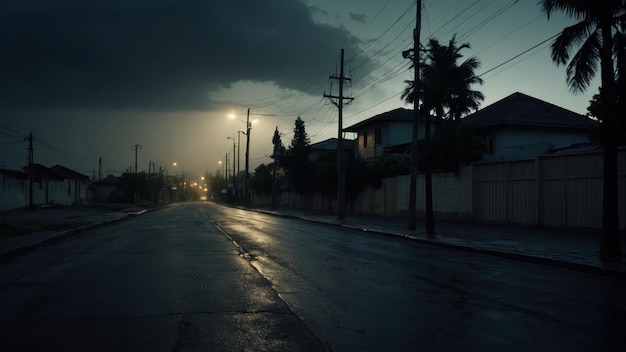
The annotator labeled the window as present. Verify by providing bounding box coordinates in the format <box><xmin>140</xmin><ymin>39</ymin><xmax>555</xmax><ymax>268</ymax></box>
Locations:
<box><xmin>487</xmin><ymin>137</ymin><xmax>495</xmax><ymax>154</ymax></box>
<box><xmin>362</xmin><ymin>130</ymin><xmax>368</xmax><ymax>148</ymax></box>
<box><xmin>375</xmin><ymin>127</ymin><xmax>382</xmax><ymax>145</ymax></box>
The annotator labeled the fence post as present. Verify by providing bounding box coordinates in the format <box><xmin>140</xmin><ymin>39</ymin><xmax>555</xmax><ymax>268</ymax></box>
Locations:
<box><xmin>535</xmin><ymin>157</ymin><xmax>543</xmax><ymax>226</ymax></box>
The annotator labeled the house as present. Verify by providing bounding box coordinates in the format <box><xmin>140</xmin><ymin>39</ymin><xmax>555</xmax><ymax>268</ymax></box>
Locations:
<box><xmin>50</xmin><ymin>164</ymin><xmax>90</xmax><ymax>204</ymax></box>
<box><xmin>343</xmin><ymin>108</ymin><xmax>434</xmax><ymax>161</ymax></box>
<box><xmin>309</xmin><ymin>138</ymin><xmax>357</xmax><ymax>161</ymax></box>
<box><xmin>19</xmin><ymin>163</ymin><xmax>90</xmax><ymax>207</ymax></box>
<box><xmin>0</xmin><ymin>169</ymin><xmax>28</xmax><ymax>211</ymax></box>
<box><xmin>87</xmin><ymin>175</ymin><xmax>123</xmax><ymax>203</ymax></box>
<box><xmin>461</xmin><ymin>92</ymin><xmax>599</xmax><ymax>160</ymax></box>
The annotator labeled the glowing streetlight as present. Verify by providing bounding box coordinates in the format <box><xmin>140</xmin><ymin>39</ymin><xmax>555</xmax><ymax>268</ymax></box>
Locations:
<box><xmin>229</xmin><ymin>109</ymin><xmax>275</xmax><ymax>204</ymax></box>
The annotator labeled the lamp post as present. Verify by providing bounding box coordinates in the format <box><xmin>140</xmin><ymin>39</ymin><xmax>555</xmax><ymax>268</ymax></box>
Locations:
<box><xmin>227</xmin><ymin>136</ymin><xmax>236</xmax><ymax>202</ymax></box>
<box><xmin>244</xmin><ymin>108</ymin><xmax>251</xmax><ymax>204</ymax></box>
<box><xmin>230</xmin><ymin>109</ymin><xmax>275</xmax><ymax>204</ymax></box>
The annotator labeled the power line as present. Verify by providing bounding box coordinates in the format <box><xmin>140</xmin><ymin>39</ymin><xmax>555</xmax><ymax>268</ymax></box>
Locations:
<box><xmin>477</xmin><ymin>32</ymin><xmax>559</xmax><ymax>78</ymax></box>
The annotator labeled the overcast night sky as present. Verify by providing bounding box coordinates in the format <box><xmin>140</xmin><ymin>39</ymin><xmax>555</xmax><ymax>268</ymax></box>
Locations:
<box><xmin>0</xmin><ymin>0</ymin><xmax>599</xmax><ymax>180</ymax></box>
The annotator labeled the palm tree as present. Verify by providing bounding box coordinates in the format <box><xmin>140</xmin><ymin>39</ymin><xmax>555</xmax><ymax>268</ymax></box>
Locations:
<box><xmin>402</xmin><ymin>35</ymin><xmax>484</xmax><ymax>234</ymax></box>
<box><xmin>402</xmin><ymin>35</ymin><xmax>484</xmax><ymax>121</ymax></box>
<box><xmin>541</xmin><ymin>0</ymin><xmax>625</xmax><ymax>257</ymax></box>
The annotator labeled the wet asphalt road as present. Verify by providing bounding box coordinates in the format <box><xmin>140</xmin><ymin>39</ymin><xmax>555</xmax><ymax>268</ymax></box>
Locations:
<box><xmin>1</xmin><ymin>201</ymin><xmax>625</xmax><ymax>351</ymax></box>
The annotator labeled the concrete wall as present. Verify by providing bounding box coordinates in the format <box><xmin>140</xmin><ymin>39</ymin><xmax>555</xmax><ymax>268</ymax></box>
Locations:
<box><xmin>0</xmin><ymin>174</ymin><xmax>27</xmax><ymax>211</ymax></box>
<box><xmin>262</xmin><ymin>149</ymin><xmax>625</xmax><ymax>231</ymax></box>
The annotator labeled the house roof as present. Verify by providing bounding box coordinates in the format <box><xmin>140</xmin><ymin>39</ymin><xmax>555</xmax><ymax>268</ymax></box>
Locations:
<box><xmin>461</xmin><ymin>92</ymin><xmax>599</xmax><ymax>130</ymax></box>
<box><xmin>0</xmin><ymin>168</ymin><xmax>28</xmax><ymax>179</ymax></box>
<box><xmin>22</xmin><ymin>164</ymin><xmax>89</xmax><ymax>181</ymax></box>
<box><xmin>310</xmin><ymin>138</ymin><xmax>356</xmax><ymax>151</ymax></box>
<box><xmin>50</xmin><ymin>165</ymin><xmax>90</xmax><ymax>180</ymax></box>
<box><xmin>343</xmin><ymin>108</ymin><xmax>414</xmax><ymax>132</ymax></box>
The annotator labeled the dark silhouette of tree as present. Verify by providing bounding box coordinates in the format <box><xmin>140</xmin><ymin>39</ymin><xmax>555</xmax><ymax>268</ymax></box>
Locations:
<box><xmin>270</xmin><ymin>127</ymin><xmax>287</xmax><ymax>209</ymax></box>
<box><xmin>345</xmin><ymin>156</ymin><xmax>369</xmax><ymax>202</ymax></box>
<box><xmin>402</xmin><ymin>35</ymin><xmax>484</xmax><ymax>235</ymax></box>
<box><xmin>541</xmin><ymin>0</ymin><xmax>624</xmax><ymax>257</ymax></box>
<box><xmin>118</xmin><ymin>172</ymin><xmax>149</xmax><ymax>202</ymax></box>
<box><xmin>587</xmin><ymin>88</ymin><xmax>626</xmax><ymax>145</ymax></box>
<box><xmin>402</xmin><ymin>35</ymin><xmax>484</xmax><ymax>121</ymax></box>
<box><xmin>368</xmin><ymin>156</ymin><xmax>410</xmax><ymax>188</ymax></box>
<box><xmin>271</xmin><ymin>127</ymin><xmax>287</xmax><ymax>163</ymax></box>
<box><xmin>251</xmin><ymin>164</ymin><xmax>273</xmax><ymax>196</ymax></box>
<box><xmin>311</xmin><ymin>151</ymin><xmax>369</xmax><ymax>210</ymax></box>
<box><xmin>425</xmin><ymin>121</ymin><xmax>485</xmax><ymax>172</ymax></box>
<box><xmin>283</xmin><ymin>117</ymin><xmax>314</xmax><ymax>194</ymax></box>
<box><xmin>313</xmin><ymin>153</ymin><xmax>337</xmax><ymax>210</ymax></box>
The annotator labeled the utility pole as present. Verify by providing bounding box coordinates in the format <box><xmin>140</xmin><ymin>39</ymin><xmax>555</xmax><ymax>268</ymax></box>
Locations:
<box><xmin>271</xmin><ymin>126</ymin><xmax>281</xmax><ymax>211</ymax></box>
<box><xmin>406</xmin><ymin>0</ymin><xmax>421</xmax><ymax>230</ymax></box>
<box><xmin>238</xmin><ymin>130</ymin><xmax>243</xmax><ymax>201</ymax></box>
<box><xmin>131</xmin><ymin>144</ymin><xmax>142</xmax><ymax>174</ymax></box>
<box><xmin>224</xmin><ymin>152</ymin><xmax>228</xmax><ymax>194</ymax></box>
<box><xmin>244</xmin><ymin>108</ymin><xmax>251</xmax><ymax>204</ymax></box>
<box><xmin>98</xmin><ymin>156</ymin><xmax>103</xmax><ymax>180</ymax></box>
<box><xmin>324</xmin><ymin>48</ymin><xmax>353</xmax><ymax>220</ymax></box>
<box><xmin>242</xmin><ymin>109</ymin><xmax>276</xmax><ymax>204</ymax></box>
<box><xmin>227</xmin><ymin>136</ymin><xmax>236</xmax><ymax>201</ymax></box>
<box><xmin>25</xmin><ymin>132</ymin><xmax>33</xmax><ymax>208</ymax></box>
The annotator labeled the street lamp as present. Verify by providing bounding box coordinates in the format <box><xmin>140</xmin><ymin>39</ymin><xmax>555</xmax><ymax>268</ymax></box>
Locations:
<box><xmin>227</xmin><ymin>136</ymin><xmax>236</xmax><ymax>201</ymax></box>
<box><xmin>229</xmin><ymin>108</ymin><xmax>275</xmax><ymax>204</ymax></box>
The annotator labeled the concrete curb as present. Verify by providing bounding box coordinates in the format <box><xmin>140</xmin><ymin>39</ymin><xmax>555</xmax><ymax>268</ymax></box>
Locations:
<box><xmin>0</xmin><ymin>214</ymin><xmax>132</xmax><ymax>262</ymax></box>
<box><xmin>253</xmin><ymin>210</ymin><xmax>626</xmax><ymax>280</ymax></box>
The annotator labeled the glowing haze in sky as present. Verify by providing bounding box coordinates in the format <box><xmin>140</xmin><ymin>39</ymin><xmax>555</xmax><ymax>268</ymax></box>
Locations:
<box><xmin>0</xmin><ymin>0</ymin><xmax>598</xmax><ymax>179</ymax></box>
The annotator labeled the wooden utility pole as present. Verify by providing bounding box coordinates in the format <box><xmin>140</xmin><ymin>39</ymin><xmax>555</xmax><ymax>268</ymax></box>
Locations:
<box><xmin>407</xmin><ymin>0</ymin><xmax>421</xmax><ymax>230</ymax></box>
<box><xmin>26</xmin><ymin>132</ymin><xmax>34</xmax><ymax>208</ymax></box>
<box><xmin>244</xmin><ymin>108</ymin><xmax>251</xmax><ymax>204</ymax></box>
<box><xmin>131</xmin><ymin>144</ymin><xmax>142</xmax><ymax>173</ymax></box>
<box><xmin>324</xmin><ymin>48</ymin><xmax>353</xmax><ymax>220</ymax></box>
<box><xmin>98</xmin><ymin>156</ymin><xmax>103</xmax><ymax>180</ymax></box>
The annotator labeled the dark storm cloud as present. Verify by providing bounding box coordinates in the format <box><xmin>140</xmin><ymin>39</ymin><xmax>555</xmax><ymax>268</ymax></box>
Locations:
<box><xmin>349</xmin><ymin>12</ymin><xmax>367</xmax><ymax>23</ymax></box>
<box><xmin>0</xmin><ymin>0</ymin><xmax>369</xmax><ymax>111</ymax></box>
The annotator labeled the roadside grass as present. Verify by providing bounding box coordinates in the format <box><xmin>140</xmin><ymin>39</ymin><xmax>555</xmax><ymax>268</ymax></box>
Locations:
<box><xmin>0</xmin><ymin>221</ymin><xmax>88</xmax><ymax>238</ymax></box>
<box><xmin>0</xmin><ymin>201</ymin><xmax>173</xmax><ymax>238</ymax></box>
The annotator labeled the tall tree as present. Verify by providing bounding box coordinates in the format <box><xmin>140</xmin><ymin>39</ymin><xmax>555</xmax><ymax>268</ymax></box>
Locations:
<box><xmin>251</xmin><ymin>164</ymin><xmax>273</xmax><ymax>196</ymax></box>
<box><xmin>402</xmin><ymin>35</ymin><xmax>484</xmax><ymax>234</ymax></box>
<box><xmin>541</xmin><ymin>0</ymin><xmax>625</xmax><ymax>257</ymax></box>
<box><xmin>271</xmin><ymin>127</ymin><xmax>287</xmax><ymax>162</ymax></box>
<box><xmin>284</xmin><ymin>117</ymin><xmax>313</xmax><ymax>194</ymax></box>
<box><xmin>402</xmin><ymin>35</ymin><xmax>484</xmax><ymax>121</ymax></box>
<box><xmin>271</xmin><ymin>127</ymin><xmax>286</xmax><ymax>209</ymax></box>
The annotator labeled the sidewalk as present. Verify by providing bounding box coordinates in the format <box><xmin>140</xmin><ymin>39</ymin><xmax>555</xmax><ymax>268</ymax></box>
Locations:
<box><xmin>251</xmin><ymin>207</ymin><xmax>626</xmax><ymax>279</ymax></box>
<box><xmin>1</xmin><ymin>203</ymin><xmax>625</xmax><ymax>279</ymax></box>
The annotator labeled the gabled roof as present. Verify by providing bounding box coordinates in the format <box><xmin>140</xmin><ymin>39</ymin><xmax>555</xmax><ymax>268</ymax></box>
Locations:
<box><xmin>0</xmin><ymin>168</ymin><xmax>27</xmax><ymax>179</ymax></box>
<box><xmin>50</xmin><ymin>165</ymin><xmax>90</xmax><ymax>180</ymax></box>
<box><xmin>461</xmin><ymin>92</ymin><xmax>599</xmax><ymax>130</ymax></box>
<box><xmin>22</xmin><ymin>164</ymin><xmax>89</xmax><ymax>181</ymax></box>
<box><xmin>310</xmin><ymin>138</ymin><xmax>356</xmax><ymax>151</ymax></box>
<box><xmin>344</xmin><ymin>108</ymin><xmax>414</xmax><ymax>132</ymax></box>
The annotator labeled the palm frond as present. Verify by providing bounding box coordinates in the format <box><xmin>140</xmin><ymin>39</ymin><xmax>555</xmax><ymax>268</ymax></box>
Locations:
<box><xmin>566</xmin><ymin>29</ymin><xmax>601</xmax><ymax>93</ymax></box>
<box><xmin>541</xmin><ymin>0</ymin><xmax>590</xmax><ymax>20</ymax></box>
<box><xmin>551</xmin><ymin>20</ymin><xmax>595</xmax><ymax>65</ymax></box>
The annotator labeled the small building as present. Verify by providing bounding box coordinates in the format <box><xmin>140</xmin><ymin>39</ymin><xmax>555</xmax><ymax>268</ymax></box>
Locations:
<box><xmin>461</xmin><ymin>92</ymin><xmax>599</xmax><ymax>160</ymax></box>
<box><xmin>0</xmin><ymin>169</ymin><xmax>28</xmax><ymax>211</ymax></box>
<box><xmin>309</xmin><ymin>138</ymin><xmax>357</xmax><ymax>161</ymax></box>
<box><xmin>343</xmin><ymin>108</ymin><xmax>434</xmax><ymax>161</ymax></box>
<box><xmin>20</xmin><ymin>163</ymin><xmax>90</xmax><ymax>207</ymax></box>
<box><xmin>87</xmin><ymin>175</ymin><xmax>123</xmax><ymax>203</ymax></box>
